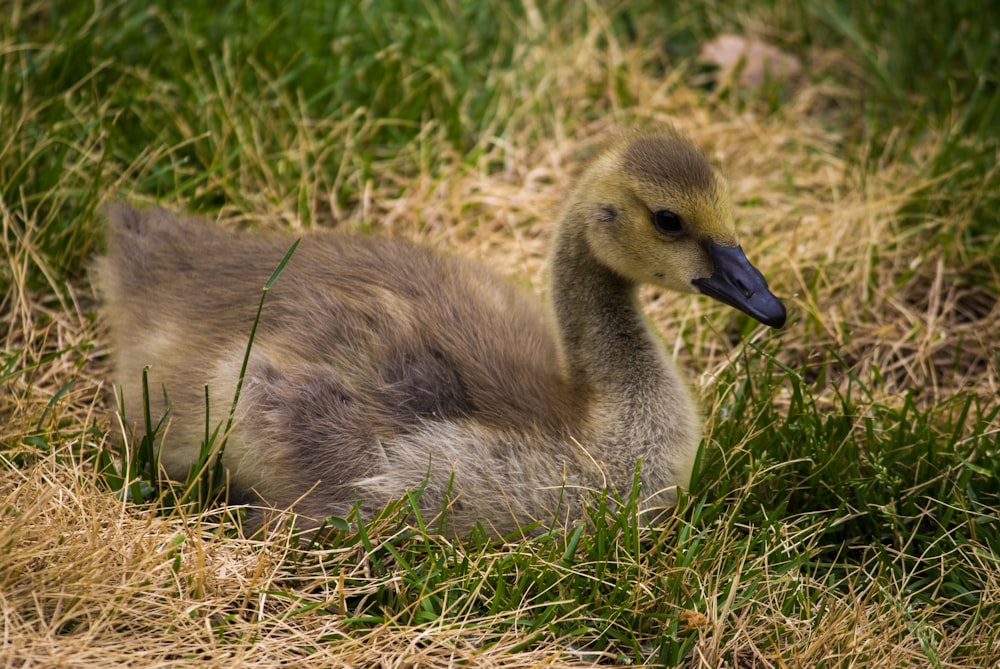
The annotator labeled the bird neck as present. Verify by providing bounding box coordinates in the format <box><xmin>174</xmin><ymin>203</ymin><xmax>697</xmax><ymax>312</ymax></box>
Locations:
<box><xmin>549</xmin><ymin>223</ymin><xmax>670</xmax><ymax>400</ymax></box>
<box><xmin>545</xmin><ymin>210</ymin><xmax>701</xmax><ymax>500</ymax></box>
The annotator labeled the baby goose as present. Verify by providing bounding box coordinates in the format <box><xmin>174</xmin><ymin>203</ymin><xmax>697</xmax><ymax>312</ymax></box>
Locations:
<box><xmin>97</xmin><ymin>130</ymin><xmax>785</xmax><ymax>538</ymax></box>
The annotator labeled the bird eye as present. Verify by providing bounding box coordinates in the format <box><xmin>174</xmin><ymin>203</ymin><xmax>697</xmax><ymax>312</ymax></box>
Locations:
<box><xmin>652</xmin><ymin>210</ymin><xmax>684</xmax><ymax>236</ymax></box>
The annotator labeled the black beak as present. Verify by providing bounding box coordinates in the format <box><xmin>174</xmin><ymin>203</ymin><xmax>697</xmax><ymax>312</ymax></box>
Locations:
<box><xmin>692</xmin><ymin>241</ymin><xmax>786</xmax><ymax>328</ymax></box>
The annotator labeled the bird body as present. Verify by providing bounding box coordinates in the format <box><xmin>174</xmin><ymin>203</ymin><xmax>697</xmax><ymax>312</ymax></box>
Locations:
<box><xmin>97</xmin><ymin>130</ymin><xmax>785</xmax><ymax>537</ymax></box>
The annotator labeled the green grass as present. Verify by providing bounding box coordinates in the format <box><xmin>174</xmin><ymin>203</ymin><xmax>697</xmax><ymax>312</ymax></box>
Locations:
<box><xmin>704</xmin><ymin>347</ymin><xmax>999</xmax><ymax>608</ymax></box>
<box><xmin>2</xmin><ymin>0</ymin><xmax>998</xmax><ymax>666</ymax></box>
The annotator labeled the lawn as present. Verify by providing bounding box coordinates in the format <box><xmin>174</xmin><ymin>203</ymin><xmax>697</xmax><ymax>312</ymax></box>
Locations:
<box><xmin>2</xmin><ymin>1</ymin><xmax>998</xmax><ymax>666</ymax></box>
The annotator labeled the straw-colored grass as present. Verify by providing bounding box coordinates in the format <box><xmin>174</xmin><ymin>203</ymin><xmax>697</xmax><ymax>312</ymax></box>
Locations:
<box><xmin>3</xmin><ymin>2</ymin><xmax>998</xmax><ymax>666</ymax></box>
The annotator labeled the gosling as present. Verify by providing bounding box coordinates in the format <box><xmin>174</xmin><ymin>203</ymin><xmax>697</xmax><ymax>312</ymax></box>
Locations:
<box><xmin>97</xmin><ymin>130</ymin><xmax>786</xmax><ymax>538</ymax></box>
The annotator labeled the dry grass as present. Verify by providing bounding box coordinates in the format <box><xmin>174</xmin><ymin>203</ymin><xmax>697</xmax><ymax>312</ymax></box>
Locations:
<box><xmin>2</xmin><ymin>4</ymin><xmax>998</xmax><ymax>667</ymax></box>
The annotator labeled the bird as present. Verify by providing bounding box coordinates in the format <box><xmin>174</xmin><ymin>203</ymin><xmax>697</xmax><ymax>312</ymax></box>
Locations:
<box><xmin>96</xmin><ymin>129</ymin><xmax>786</xmax><ymax>539</ymax></box>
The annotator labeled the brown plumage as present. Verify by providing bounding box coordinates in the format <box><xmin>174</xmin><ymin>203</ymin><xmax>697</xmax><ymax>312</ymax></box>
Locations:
<box><xmin>96</xmin><ymin>130</ymin><xmax>786</xmax><ymax>538</ymax></box>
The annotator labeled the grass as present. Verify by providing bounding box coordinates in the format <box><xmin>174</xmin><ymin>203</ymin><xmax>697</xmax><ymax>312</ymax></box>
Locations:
<box><xmin>2</xmin><ymin>0</ymin><xmax>998</xmax><ymax>666</ymax></box>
